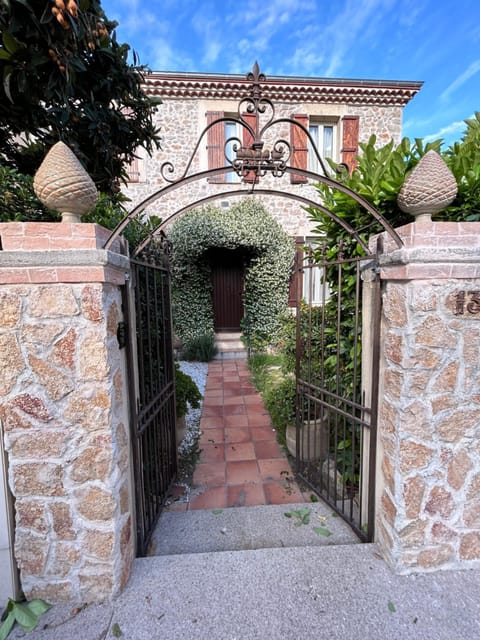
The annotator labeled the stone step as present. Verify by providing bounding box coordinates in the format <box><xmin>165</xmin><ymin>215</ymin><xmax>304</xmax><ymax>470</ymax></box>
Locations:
<box><xmin>148</xmin><ymin>502</ymin><xmax>359</xmax><ymax>556</ymax></box>
<box><xmin>214</xmin><ymin>331</ymin><xmax>247</xmax><ymax>360</ymax></box>
<box><xmin>215</xmin><ymin>331</ymin><xmax>242</xmax><ymax>340</ymax></box>
<box><xmin>215</xmin><ymin>340</ymin><xmax>244</xmax><ymax>350</ymax></box>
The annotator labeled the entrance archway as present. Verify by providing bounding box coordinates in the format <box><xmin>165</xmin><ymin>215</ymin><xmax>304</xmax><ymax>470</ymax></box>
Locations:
<box><xmin>105</xmin><ymin>63</ymin><xmax>404</xmax><ymax>553</ymax></box>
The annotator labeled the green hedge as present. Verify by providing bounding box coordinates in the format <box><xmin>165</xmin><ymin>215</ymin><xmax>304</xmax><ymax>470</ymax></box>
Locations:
<box><xmin>169</xmin><ymin>199</ymin><xmax>294</xmax><ymax>351</ymax></box>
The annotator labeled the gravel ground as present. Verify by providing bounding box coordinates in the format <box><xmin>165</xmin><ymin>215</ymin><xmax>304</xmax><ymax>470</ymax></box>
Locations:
<box><xmin>176</xmin><ymin>361</ymin><xmax>208</xmax><ymax>457</ymax></box>
<box><xmin>168</xmin><ymin>361</ymin><xmax>208</xmax><ymax>505</ymax></box>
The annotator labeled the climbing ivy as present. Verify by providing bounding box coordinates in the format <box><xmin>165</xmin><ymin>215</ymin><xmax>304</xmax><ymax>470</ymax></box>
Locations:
<box><xmin>168</xmin><ymin>199</ymin><xmax>294</xmax><ymax>352</ymax></box>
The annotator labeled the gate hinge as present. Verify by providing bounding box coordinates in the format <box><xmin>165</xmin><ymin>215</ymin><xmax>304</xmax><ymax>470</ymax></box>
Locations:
<box><xmin>117</xmin><ymin>321</ymin><xmax>128</xmax><ymax>349</ymax></box>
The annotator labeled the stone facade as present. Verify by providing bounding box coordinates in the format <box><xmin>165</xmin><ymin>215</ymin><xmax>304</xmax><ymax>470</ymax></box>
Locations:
<box><xmin>376</xmin><ymin>221</ymin><xmax>480</xmax><ymax>572</ymax></box>
<box><xmin>0</xmin><ymin>223</ymin><xmax>133</xmax><ymax>603</ymax></box>
<box><xmin>123</xmin><ymin>70</ymin><xmax>420</xmax><ymax>237</ymax></box>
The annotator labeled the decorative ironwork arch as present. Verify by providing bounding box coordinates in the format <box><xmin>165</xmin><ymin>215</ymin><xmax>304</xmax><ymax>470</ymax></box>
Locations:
<box><xmin>104</xmin><ymin>62</ymin><xmax>403</xmax><ymax>252</ymax></box>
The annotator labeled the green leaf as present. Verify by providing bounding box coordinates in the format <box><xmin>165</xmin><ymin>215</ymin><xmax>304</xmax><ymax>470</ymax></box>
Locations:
<box><xmin>25</xmin><ymin>600</ymin><xmax>51</xmax><ymax>617</ymax></box>
<box><xmin>284</xmin><ymin>511</ymin><xmax>292</xmax><ymax>518</ymax></box>
<box><xmin>12</xmin><ymin>602</ymin><xmax>38</xmax><ymax>632</ymax></box>
<box><xmin>212</xmin><ymin>509</ymin><xmax>223</xmax><ymax>515</ymax></box>
<box><xmin>112</xmin><ymin>622</ymin><xmax>123</xmax><ymax>637</ymax></box>
<box><xmin>0</xmin><ymin>50</ymin><xmax>11</xmax><ymax>61</ymax></box>
<box><xmin>0</xmin><ymin>611</ymin><xmax>16</xmax><ymax>640</ymax></box>
<box><xmin>388</xmin><ymin>600</ymin><xmax>396</xmax><ymax>613</ymax></box>
<box><xmin>313</xmin><ymin>526</ymin><xmax>332</xmax><ymax>537</ymax></box>
<box><xmin>2</xmin><ymin>31</ymin><xmax>19</xmax><ymax>55</ymax></box>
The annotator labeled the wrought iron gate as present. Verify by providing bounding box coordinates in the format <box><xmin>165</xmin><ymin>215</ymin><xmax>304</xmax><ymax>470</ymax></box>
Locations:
<box><xmin>123</xmin><ymin>244</ymin><xmax>177</xmax><ymax>556</ymax></box>
<box><xmin>295</xmin><ymin>241</ymin><xmax>381</xmax><ymax>541</ymax></box>
<box><xmin>102</xmin><ymin>63</ymin><xmax>403</xmax><ymax>546</ymax></box>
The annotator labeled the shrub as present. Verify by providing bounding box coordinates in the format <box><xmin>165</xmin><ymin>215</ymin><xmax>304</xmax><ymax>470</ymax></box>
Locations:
<box><xmin>0</xmin><ymin>165</ymin><xmax>161</xmax><ymax>251</ymax></box>
<box><xmin>248</xmin><ymin>352</ymin><xmax>295</xmax><ymax>445</ymax></box>
<box><xmin>183</xmin><ymin>334</ymin><xmax>218</xmax><ymax>362</ymax></box>
<box><xmin>0</xmin><ymin>165</ymin><xmax>56</xmax><ymax>222</ymax></box>
<box><xmin>174</xmin><ymin>364</ymin><xmax>202</xmax><ymax>418</ymax></box>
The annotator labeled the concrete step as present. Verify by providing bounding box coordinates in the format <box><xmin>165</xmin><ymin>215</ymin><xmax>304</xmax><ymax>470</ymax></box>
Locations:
<box><xmin>216</xmin><ymin>331</ymin><xmax>242</xmax><ymax>340</ymax></box>
<box><xmin>13</xmin><ymin>543</ymin><xmax>480</xmax><ymax>640</ymax></box>
<box><xmin>214</xmin><ymin>331</ymin><xmax>247</xmax><ymax>359</ymax></box>
<box><xmin>148</xmin><ymin>501</ymin><xmax>359</xmax><ymax>556</ymax></box>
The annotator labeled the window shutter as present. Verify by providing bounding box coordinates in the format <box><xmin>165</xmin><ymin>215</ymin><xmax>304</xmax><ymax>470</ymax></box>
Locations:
<box><xmin>290</xmin><ymin>114</ymin><xmax>308</xmax><ymax>184</ymax></box>
<box><xmin>126</xmin><ymin>157</ymin><xmax>140</xmax><ymax>183</ymax></box>
<box><xmin>242</xmin><ymin>111</ymin><xmax>258</xmax><ymax>184</ymax></box>
<box><xmin>341</xmin><ymin>116</ymin><xmax>359</xmax><ymax>173</ymax></box>
<box><xmin>206</xmin><ymin>110</ymin><xmax>224</xmax><ymax>183</ymax></box>
<box><xmin>288</xmin><ymin>237</ymin><xmax>304</xmax><ymax>307</ymax></box>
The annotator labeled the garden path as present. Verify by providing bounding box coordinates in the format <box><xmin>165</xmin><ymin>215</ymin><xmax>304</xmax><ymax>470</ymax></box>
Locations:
<box><xmin>169</xmin><ymin>359</ymin><xmax>309</xmax><ymax>510</ymax></box>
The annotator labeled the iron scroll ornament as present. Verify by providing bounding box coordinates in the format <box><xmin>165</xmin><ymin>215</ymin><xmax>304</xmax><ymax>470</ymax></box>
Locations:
<box><xmin>159</xmin><ymin>61</ymin><xmax>345</xmax><ymax>184</ymax></box>
<box><xmin>104</xmin><ymin>62</ymin><xmax>404</xmax><ymax>253</ymax></box>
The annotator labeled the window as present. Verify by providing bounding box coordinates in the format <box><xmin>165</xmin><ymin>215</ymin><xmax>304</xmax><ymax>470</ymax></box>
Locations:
<box><xmin>290</xmin><ymin>114</ymin><xmax>359</xmax><ymax>183</ymax></box>
<box><xmin>206</xmin><ymin>111</ymin><xmax>257</xmax><ymax>183</ymax></box>
<box><xmin>224</xmin><ymin>119</ymin><xmax>241</xmax><ymax>183</ymax></box>
<box><xmin>307</xmin><ymin>122</ymin><xmax>336</xmax><ymax>174</ymax></box>
<box><xmin>303</xmin><ymin>263</ymin><xmax>330</xmax><ymax>306</ymax></box>
<box><xmin>126</xmin><ymin>147</ymin><xmax>146</xmax><ymax>183</ymax></box>
<box><xmin>302</xmin><ymin>238</ymin><xmax>331</xmax><ymax>306</ymax></box>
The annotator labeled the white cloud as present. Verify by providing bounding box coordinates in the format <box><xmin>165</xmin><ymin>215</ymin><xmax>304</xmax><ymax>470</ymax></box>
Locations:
<box><xmin>440</xmin><ymin>60</ymin><xmax>480</xmax><ymax>101</ymax></box>
<box><xmin>423</xmin><ymin>117</ymin><xmax>471</xmax><ymax>143</ymax></box>
<box><xmin>322</xmin><ymin>0</ymin><xmax>395</xmax><ymax>76</ymax></box>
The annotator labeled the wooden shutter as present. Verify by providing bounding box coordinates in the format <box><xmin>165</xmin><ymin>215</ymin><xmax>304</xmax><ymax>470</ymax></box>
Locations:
<box><xmin>206</xmin><ymin>110</ymin><xmax>224</xmax><ymax>183</ymax></box>
<box><xmin>288</xmin><ymin>238</ymin><xmax>304</xmax><ymax>307</ymax></box>
<box><xmin>290</xmin><ymin>114</ymin><xmax>308</xmax><ymax>184</ymax></box>
<box><xmin>126</xmin><ymin>157</ymin><xmax>140</xmax><ymax>183</ymax></box>
<box><xmin>242</xmin><ymin>111</ymin><xmax>258</xmax><ymax>184</ymax></box>
<box><xmin>341</xmin><ymin>116</ymin><xmax>359</xmax><ymax>173</ymax></box>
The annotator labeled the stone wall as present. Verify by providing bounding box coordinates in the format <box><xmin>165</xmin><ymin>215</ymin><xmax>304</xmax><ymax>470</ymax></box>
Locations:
<box><xmin>0</xmin><ymin>223</ymin><xmax>134</xmax><ymax>603</ymax></box>
<box><xmin>376</xmin><ymin>221</ymin><xmax>480</xmax><ymax>572</ymax></box>
<box><xmin>124</xmin><ymin>98</ymin><xmax>403</xmax><ymax>236</ymax></box>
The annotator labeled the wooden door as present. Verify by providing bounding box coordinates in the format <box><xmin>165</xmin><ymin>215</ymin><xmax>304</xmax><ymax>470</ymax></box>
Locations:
<box><xmin>211</xmin><ymin>250</ymin><xmax>245</xmax><ymax>330</ymax></box>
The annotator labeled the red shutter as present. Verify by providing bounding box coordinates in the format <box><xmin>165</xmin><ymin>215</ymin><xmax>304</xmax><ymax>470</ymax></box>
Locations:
<box><xmin>288</xmin><ymin>238</ymin><xmax>304</xmax><ymax>307</ymax></box>
<box><xmin>242</xmin><ymin>111</ymin><xmax>258</xmax><ymax>184</ymax></box>
<box><xmin>341</xmin><ymin>116</ymin><xmax>359</xmax><ymax>173</ymax></box>
<box><xmin>206</xmin><ymin>111</ymin><xmax>224</xmax><ymax>183</ymax></box>
<box><xmin>290</xmin><ymin>114</ymin><xmax>308</xmax><ymax>184</ymax></box>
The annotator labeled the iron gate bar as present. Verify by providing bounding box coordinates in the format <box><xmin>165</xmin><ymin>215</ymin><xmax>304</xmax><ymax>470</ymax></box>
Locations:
<box><xmin>104</xmin><ymin>164</ymin><xmax>403</xmax><ymax>253</ymax></box>
<box><xmin>124</xmin><ymin>254</ymin><xmax>177</xmax><ymax>556</ymax></box>
<box><xmin>132</xmin><ymin>187</ymin><xmax>371</xmax><ymax>257</ymax></box>
<box><xmin>295</xmin><ymin>242</ymin><xmax>381</xmax><ymax>542</ymax></box>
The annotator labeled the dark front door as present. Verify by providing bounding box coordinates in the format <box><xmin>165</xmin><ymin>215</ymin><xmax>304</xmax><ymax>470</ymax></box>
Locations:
<box><xmin>210</xmin><ymin>248</ymin><xmax>245</xmax><ymax>330</ymax></box>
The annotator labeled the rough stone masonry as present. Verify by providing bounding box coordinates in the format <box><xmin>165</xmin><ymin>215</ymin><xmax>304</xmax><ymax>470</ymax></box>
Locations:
<box><xmin>0</xmin><ymin>222</ymin><xmax>134</xmax><ymax>603</ymax></box>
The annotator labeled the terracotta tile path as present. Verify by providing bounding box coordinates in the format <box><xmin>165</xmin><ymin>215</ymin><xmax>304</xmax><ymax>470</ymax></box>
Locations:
<box><xmin>170</xmin><ymin>359</ymin><xmax>309</xmax><ymax>511</ymax></box>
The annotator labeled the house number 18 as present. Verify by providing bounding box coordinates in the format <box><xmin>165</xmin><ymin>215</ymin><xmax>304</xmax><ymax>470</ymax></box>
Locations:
<box><xmin>454</xmin><ymin>291</ymin><xmax>480</xmax><ymax>315</ymax></box>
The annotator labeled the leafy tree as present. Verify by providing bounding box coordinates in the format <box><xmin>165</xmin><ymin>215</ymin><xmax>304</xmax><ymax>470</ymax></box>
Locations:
<box><xmin>0</xmin><ymin>0</ymin><xmax>161</xmax><ymax>193</ymax></box>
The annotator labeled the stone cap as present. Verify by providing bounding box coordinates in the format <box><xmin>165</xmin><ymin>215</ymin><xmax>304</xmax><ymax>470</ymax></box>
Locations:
<box><xmin>0</xmin><ymin>223</ymin><xmax>129</xmax><ymax>285</ymax></box>
<box><xmin>372</xmin><ymin>222</ymin><xmax>480</xmax><ymax>280</ymax></box>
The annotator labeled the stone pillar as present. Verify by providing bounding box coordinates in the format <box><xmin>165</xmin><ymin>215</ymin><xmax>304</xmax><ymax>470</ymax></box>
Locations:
<box><xmin>0</xmin><ymin>222</ymin><xmax>134</xmax><ymax>603</ymax></box>
<box><xmin>376</xmin><ymin>221</ymin><xmax>480</xmax><ymax>573</ymax></box>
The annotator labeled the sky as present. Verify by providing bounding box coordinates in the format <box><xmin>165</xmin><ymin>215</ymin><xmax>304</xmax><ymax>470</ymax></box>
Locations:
<box><xmin>101</xmin><ymin>0</ymin><xmax>480</xmax><ymax>148</ymax></box>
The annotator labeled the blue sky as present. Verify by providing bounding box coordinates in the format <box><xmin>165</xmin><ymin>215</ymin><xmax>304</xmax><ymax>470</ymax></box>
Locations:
<box><xmin>101</xmin><ymin>0</ymin><xmax>480</xmax><ymax>148</ymax></box>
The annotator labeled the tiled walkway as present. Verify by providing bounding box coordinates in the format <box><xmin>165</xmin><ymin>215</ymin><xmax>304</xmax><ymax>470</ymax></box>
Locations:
<box><xmin>175</xmin><ymin>359</ymin><xmax>308</xmax><ymax>510</ymax></box>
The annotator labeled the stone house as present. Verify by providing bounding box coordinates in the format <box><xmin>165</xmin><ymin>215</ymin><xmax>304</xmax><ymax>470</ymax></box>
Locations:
<box><xmin>123</xmin><ymin>67</ymin><xmax>422</xmax><ymax>330</ymax></box>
